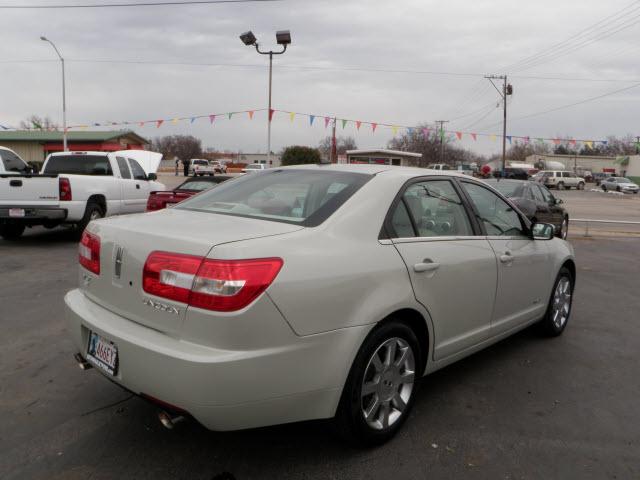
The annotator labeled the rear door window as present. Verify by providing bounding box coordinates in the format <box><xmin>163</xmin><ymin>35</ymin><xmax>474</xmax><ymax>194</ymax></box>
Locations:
<box><xmin>389</xmin><ymin>180</ymin><xmax>473</xmax><ymax>237</ymax></box>
<box><xmin>116</xmin><ymin>156</ymin><xmax>131</xmax><ymax>179</ymax></box>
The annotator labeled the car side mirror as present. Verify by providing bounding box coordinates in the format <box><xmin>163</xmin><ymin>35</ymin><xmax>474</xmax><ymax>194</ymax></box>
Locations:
<box><xmin>532</xmin><ymin>222</ymin><xmax>555</xmax><ymax>240</ymax></box>
<box><xmin>555</xmin><ymin>198</ymin><xmax>563</xmax><ymax>204</ymax></box>
<box><xmin>147</xmin><ymin>173</ymin><xmax>157</xmax><ymax>181</ymax></box>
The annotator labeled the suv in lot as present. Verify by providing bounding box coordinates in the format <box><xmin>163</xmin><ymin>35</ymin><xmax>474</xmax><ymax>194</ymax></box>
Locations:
<box><xmin>538</xmin><ymin>170</ymin><xmax>585</xmax><ymax>190</ymax></box>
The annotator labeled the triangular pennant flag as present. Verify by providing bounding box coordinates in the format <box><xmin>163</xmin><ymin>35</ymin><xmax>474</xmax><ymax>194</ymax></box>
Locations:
<box><xmin>156</xmin><ymin>120</ymin><xmax>164</xmax><ymax>128</ymax></box>
<box><xmin>289</xmin><ymin>112</ymin><xmax>295</xmax><ymax>122</ymax></box>
<box><xmin>356</xmin><ymin>120</ymin><xmax>362</xmax><ymax>130</ymax></box>
<box><xmin>309</xmin><ymin>115</ymin><xmax>315</xmax><ymax>126</ymax></box>
<box><xmin>94</xmin><ymin>123</ymin><xmax>101</xmax><ymax>127</ymax></box>
<box><xmin>553</xmin><ymin>138</ymin><xmax>561</xmax><ymax>145</ymax></box>
<box><xmin>228</xmin><ymin>112</ymin><xmax>233</xmax><ymax>120</ymax></box>
<box><xmin>422</xmin><ymin>128</ymin><xmax>430</xmax><ymax>137</ymax></box>
<box><xmin>341</xmin><ymin>119</ymin><xmax>348</xmax><ymax>129</ymax></box>
<box><xmin>391</xmin><ymin>126</ymin><xmax>398</xmax><ymax>135</ymax></box>
<box><xmin>139</xmin><ymin>121</ymin><xmax>145</xmax><ymax>127</ymax></box>
<box><xmin>601</xmin><ymin>140</ymin><xmax>608</xmax><ymax>146</ymax></box>
<box><xmin>324</xmin><ymin>116</ymin><xmax>331</xmax><ymax>128</ymax></box>
<box><xmin>171</xmin><ymin>118</ymin><xmax>179</xmax><ymax>124</ymax></box>
<box><xmin>471</xmin><ymin>133</ymin><xmax>477</xmax><ymax>141</ymax></box>
<box><xmin>407</xmin><ymin>127</ymin><xmax>414</xmax><ymax>135</ymax></box>
<box><xmin>269</xmin><ymin>109</ymin><xmax>275</xmax><ymax>122</ymax></box>
<box><xmin>190</xmin><ymin>117</ymin><xmax>196</xmax><ymax>124</ymax></box>
<box><xmin>585</xmin><ymin>140</ymin><xmax>594</xmax><ymax>148</ymax></box>
<box><xmin>248</xmin><ymin>111</ymin><xmax>254</xmax><ymax>120</ymax></box>
<box><xmin>506</xmin><ymin>135</ymin><xmax>512</xmax><ymax>144</ymax></box>
<box><xmin>209</xmin><ymin>115</ymin><xmax>216</xmax><ymax>124</ymax></box>
<box><xmin>569</xmin><ymin>138</ymin><xmax>576</xmax><ymax>145</ymax></box>
<box><xmin>455</xmin><ymin>131</ymin><xmax>462</xmax><ymax>140</ymax></box>
<box><xmin>490</xmin><ymin>134</ymin><xmax>496</xmax><ymax>142</ymax></box>
<box><xmin>372</xmin><ymin>123</ymin><xmax>377</xmax><ymax>133</ymax></box>
<box><xmin>536</xmin><ymin>138</ymin><xmax>544</xmax><ymax>143</ymax></box>
<box><xmin>524</xmin><ymin>136</ymin><xmax>530</xmax><ymax>144</ymax></box>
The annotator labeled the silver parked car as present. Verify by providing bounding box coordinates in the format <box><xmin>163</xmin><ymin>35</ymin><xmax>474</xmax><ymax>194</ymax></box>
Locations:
<box><xmin>65</xmin><ymin>165</ymin><xmax>575</xmax><ymax>445</ymax></box>
<box><xmin>600</xmin><ymin>176</ymin><xmax>639</xmax><ymax>194</ymax></box>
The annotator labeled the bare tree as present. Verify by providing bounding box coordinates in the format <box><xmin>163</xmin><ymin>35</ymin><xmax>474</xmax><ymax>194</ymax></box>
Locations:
<box><xmin>318</xmin><ymin>136</ymin><xmax>358</xmax><ymax>158</ymax></box>
<box><xmin>151</xmin><ymin>135</ymin><xmax>202</xmax><ymax>162</ymax></box>
<box><xmin>19</xmin><ymin>115</ymin><xmax>59</xmax><ymax>130</ymax></box>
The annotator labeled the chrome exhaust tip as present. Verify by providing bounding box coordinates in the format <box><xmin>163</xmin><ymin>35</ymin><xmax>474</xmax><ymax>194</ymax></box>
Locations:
<box><xmin>158</xmin><ymin>410</ymin><xmax>185</xmax><ymax>430</ymax></box>
<box><xmin>74</xmin><ymin>353</ymin><xmax>93</xmax><ymax>370</ymax></box>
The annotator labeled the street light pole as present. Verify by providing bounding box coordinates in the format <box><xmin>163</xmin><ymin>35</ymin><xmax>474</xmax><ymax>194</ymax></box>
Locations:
<box><xmin>41</xmin><ymin>36</ymin><xmax>67</xmax><ymax>152</ymax></box>
<box><xmin>240</xmin><ymin>30</ymin><xmax>291</xmax><ymax>165</ymax></box>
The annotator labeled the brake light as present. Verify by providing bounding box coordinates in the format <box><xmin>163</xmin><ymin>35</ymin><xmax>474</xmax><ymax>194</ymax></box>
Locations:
<box><xmin>59</xmin><ymin>177</ymin><xmax>72</xmax><ymax>201</ymax></box>
<box><xmin>142</xmin><ymin>251</ymin><xmax>283</xmax><ymax>312</ymax></box>
<box><xmin>79</xmin><ymin>231</ymin><xmax>100</xmax><ymax>274</ymax></box>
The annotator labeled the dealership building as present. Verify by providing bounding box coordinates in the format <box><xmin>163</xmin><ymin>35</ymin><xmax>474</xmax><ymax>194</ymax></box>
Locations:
<box><xmin>0</xmin><ymin>130</ymin><xmax>148</xmax><ymax>164</ymax></box>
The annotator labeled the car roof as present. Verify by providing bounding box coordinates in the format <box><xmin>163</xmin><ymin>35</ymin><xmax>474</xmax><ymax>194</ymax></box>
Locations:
<box><xmin>483</xmin><ymin>178</ymin><xmax>532</xmax><ymax>184</ymax></box>
<box><xmin>279</xmin><ymin>163</ymin><xmax>474</xmax><ymax>179</ymax></box>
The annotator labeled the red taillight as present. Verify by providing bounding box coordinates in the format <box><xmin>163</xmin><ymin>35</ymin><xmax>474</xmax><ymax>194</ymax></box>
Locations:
<box><xmin>59</xmin><ymin>177</ymin><xmax>72</xmax><ymax>201</ymax></box>
<box><xmin>79</xmin><ymin>231</ymin><xmax>100</xmax><ymax>274</ymax></box>
<box><xmin>142</xmin><ymin>251</ymin><xmax>283</xmax><ymax>312</ymax></box>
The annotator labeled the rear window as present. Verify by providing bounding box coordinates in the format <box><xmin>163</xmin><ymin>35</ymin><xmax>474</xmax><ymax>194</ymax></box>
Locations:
<box><xmin>44</xmin><ymin>155</ymin><xmax>113</xmax><ymax>176</ymax></box>
<box><xmin>193</xmin><ymin>160</ymin><xmax>208</xmax><ymax>166</ymax></box>
<box><xmin>176</xmin><ymin>169</ymin><xmax>371</xmax><ymax>226</ymax></box>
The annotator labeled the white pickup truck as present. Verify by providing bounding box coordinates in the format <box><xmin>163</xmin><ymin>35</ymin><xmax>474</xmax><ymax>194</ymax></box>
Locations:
<box><xmin>0</xmin><ymin>149</ymin><xmax>165</xmax><ymax>240</ymax></box>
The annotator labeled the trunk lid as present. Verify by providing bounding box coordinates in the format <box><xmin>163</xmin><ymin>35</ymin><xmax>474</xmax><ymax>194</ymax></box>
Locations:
<box><xmin>81</xmin><ymin>208</ymin><xmax>303</xmax><ymax>335</ymax></box>
<box><xmin>0</xmin><ymin>175</ymin><xmax>59</xmax><ymax>206</ymax></box>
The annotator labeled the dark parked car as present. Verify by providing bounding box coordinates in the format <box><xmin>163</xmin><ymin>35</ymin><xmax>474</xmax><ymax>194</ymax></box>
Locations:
<box><xmin>493</xmin><ymin>167</ymin><xmax>529</xmax><ymax>180</ymax></box>
<box><xmin>484</xmin><ymin>179</ymin><xmax>569</xmax><ymax>239</ymax></box>
<box><xmin>146</xmin><ymin>175</ymin><xmax>232</xmax><ymax>211</ymax></box>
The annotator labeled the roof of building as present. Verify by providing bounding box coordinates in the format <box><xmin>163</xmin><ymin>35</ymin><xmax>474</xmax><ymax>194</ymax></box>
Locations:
<box><xmin>346</xmin><ymin>149</ymin><xmax>422</xmax><ymax>158</ymax></box>
<box><xmin>0</xmin><ymin>130</ymin><xmax>148</xmax><ymax>144</ymax></box>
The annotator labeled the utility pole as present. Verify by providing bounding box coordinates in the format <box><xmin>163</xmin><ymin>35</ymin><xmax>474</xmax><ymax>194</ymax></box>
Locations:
<box><xmin>331</xmin><ymin>117</ymin><xmax>337</xmax><ymax>163</ymax></box>
<box><xmin>636</xmin><ymin>135</ymin><xmax>640</xmax><ymax>155</ymax></box>
<box><xmin>485</xmin><ymin>75</ymin><xmax>512</xmax><ymax>177</ymax></box>
<box><xmin>435</xmin><ymin>120</ymin><xmax>449</xmax><ymax>164</ymax></box>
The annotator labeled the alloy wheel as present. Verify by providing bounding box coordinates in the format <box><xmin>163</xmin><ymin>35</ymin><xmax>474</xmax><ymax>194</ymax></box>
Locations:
<box><xmin>560</xmin><ymin>219</ymin><xmax>568</xmax><ymax>240</ymax></box>
<box><xmin>361</xmin><ymin>337</ymin><xmax>415</xmax><ymax>430</ymax></box>
<box><xmin>551</xmin><ymin>277</ymin><xmax>572</xmax><ymax>329</ymax></box>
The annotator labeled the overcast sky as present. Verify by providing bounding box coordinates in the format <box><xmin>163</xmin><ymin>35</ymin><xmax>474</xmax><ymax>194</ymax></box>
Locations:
<box><xmin>1</xmin><ymin>0</ymin><xmax>639</xmax><ymax>155</ymax></box>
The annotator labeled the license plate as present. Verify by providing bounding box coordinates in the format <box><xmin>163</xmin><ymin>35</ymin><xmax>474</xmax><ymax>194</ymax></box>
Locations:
<box><xmin>87</xmin><ymin>331</ymin><xmax>118</xmax><ymax>375</ymax></box>
<box><xmin>9</xmin><ymin>208</ymin><xmax>25</xmax><ymax>218</ymax></box>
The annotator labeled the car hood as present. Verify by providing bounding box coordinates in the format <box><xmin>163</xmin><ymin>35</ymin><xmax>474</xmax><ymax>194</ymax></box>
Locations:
<box><xmin>115</xmin><ymin>150</ymin><xmax>162</xmax><ymax>174</ymax></box>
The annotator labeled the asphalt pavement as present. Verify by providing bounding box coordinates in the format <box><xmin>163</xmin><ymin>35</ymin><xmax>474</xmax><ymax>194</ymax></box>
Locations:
<box><xmin>1</xmin><ymin>227</ymin><xmax>639</xmax><ymax>479</ymax></box>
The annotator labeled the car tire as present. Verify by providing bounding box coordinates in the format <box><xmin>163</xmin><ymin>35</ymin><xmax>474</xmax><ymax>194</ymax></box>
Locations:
<box><xmin>335</xmin><ymin>321</ymin><xmax>422</xmax><ymax>446</ymax></box>
<box><xmin>77</xmin><ymin>202</ymin><xmax>104</xmax><ymax>233</ymax></box>
<box><xmin>577</xmin><ymin>182</ymin><xmax>585</xmax><ymax>190</ymax></box>
<box><xmin>539</xmin><ymin>267</ymin><xmax>574</xmax><ymax>337</ymax></box>
<box><xmin>602</xmin><ymin>185</ymin><xmax>607</xmax><ymax>192</ymax></box>
<box><xmin>557</xmin><ymin>182</ymin><xmax>565</xmax><ymax>190</ymax></box>
<box><xmin>558</xmin><ymin>216</ymin><xmax>569</xmax><ymax>240</ymax></box>
<box><xmin>0</xmin><ymin>223</ymin><xmax>26</xmax><ymax>240</ymax></box>
<box><xmin>616</xmin><ymin>186</ymin><xmax>621</xmax><ymax>192</ymax></box>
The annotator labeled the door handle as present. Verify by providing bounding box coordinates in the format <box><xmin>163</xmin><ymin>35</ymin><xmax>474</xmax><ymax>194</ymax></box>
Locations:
<box><xmin>414</xmin><ymin>260</ymin><xmax>440</xmax><ymax>273</ymax></box>
<box><xmin>499</xmin><ymin>252</ymin><xmax>513</xmax><ymax>264</ymax></box>
<box><xmin>136</xmin><ymin>184</ymin><xmax>140</xmax><ymax>189</ymax></box>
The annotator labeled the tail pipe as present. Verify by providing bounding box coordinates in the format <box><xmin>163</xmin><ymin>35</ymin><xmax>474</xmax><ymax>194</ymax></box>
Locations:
<box><xmin>74</xmin><ymin>352</ymin><xmax>93</xmax><ymax>370</ymax></box>
<box><xmin>158</xmin><ymin>410</ymin><xmax>186</xmax><ymax>429</ymax></box>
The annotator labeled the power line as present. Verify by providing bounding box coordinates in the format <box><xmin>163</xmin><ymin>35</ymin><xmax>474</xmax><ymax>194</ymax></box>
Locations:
<box><xmin>476</xmin><ymin>80</ymin><xmax>640</xmax><ymax>131</ymax></box>
<box><xmin>5</xmin><ymin>57</ymin><xmax>639</xmax><ymax>83</ymax></box>
<box><xmin>501</xmin><ymin>0</ymin><xmax>640</xmax><ymax>72</ymax></box>
<box><xmin>0</xmin><ymin>0</ymin><xmax>278</xmax><ymax>8</ymax></box>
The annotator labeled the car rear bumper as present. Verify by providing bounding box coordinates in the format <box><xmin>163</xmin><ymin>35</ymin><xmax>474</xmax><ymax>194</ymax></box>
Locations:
<box><xmin>64</xmin><ymin>288</ymin><xmax>370</xmax><ymax>431</ymax></box>
<box><xmin>0</xmin><ymin>206</ymin><xmax>67</xmax><ymax>222</ymax></box>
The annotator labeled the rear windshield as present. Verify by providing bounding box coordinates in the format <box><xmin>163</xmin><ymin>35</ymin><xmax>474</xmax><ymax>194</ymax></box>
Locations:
<box><xmin>176</xmin><ymin>169</ymin><xmax>371</xmax><ymax>226</ymax></box>
<box><xmin>43</xmin><ymin>155</ymin><xmax>113</xmax><ymax>176</ymax></box>
<box><xmin>193</xmin><ymin>160</ymin><xmax>208</xmax><ymax>166</ymax></box>
<box><xmin>177</xmin><ymin>178</ymin><xmax>228</xmax><ymax>191</ymax></box>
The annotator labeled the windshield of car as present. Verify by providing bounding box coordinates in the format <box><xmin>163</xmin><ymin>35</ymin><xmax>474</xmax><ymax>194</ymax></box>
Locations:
<box><xmin>176</xmin><ymin>179</ymin><xmax>226</xmax><ymax>191</ymax></box>
<box><xmin>43</xmin><ymin>155</ymin><xmax>113</xmax><ymax>175</ymax></box>
<box><xmin>177</xmin><ymin>169</ymin><xmax>371</xmax><ymax>226</ymax></box>
<box><xmin>485</xmin><ymin>181</ymin><xmax>525</xmax><ymax>198</ymax></box>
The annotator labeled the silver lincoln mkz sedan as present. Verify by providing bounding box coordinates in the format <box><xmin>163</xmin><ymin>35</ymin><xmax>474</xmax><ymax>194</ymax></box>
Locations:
<box><xmin>66</xmin><ymin>165</ymin><xmax>575</xmax><ymax>445</ymax></box>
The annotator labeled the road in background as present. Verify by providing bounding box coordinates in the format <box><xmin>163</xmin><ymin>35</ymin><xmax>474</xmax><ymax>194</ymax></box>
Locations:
<box><xmin>1</xmin><ymin>232</ymin><xmax>639</xmax><ymax>479</ymax></box>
